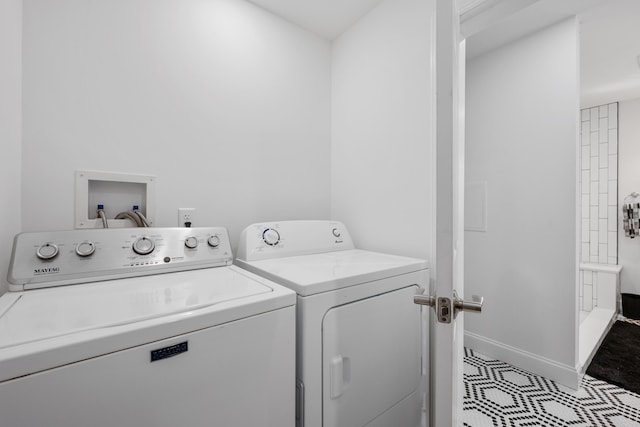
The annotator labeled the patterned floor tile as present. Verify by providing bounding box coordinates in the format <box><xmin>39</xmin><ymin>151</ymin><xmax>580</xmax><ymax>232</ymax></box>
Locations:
<box><xmin>463</xmin><ymin>348</ymin><xmax>640</xmax><ymax>426</ymax></box>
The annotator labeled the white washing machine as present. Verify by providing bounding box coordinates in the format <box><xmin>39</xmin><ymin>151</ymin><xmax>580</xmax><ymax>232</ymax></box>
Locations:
<box><xmin>0</xmin><ymin>227</ymin><xmax>296</xmax><ymax>427</ymax></box>
<box><xmin>235</xmin><ymin>220</ymin><xmax>429</xmax><ymax>427</ymax></box>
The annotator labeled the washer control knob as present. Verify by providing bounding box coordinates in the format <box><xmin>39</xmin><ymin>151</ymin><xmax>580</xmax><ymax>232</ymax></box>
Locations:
<box><xmin>36</xmin><ymin>243</ymin><xmax>59</xmax><ymax>260</ymax></box>
<box><xmin>185</xmin><ymin>236</ymin><xmax>199</xmax><ymax>249</ymax></box>
<box><xmin>207</xmin><ymin>235</ymin><xmax>221</xmax><ymax>248</ymax></box>
<box><xmin>262</xmin><ymin>228</ymin><xmax>280</xmax><ymax>246</ymax></box>
<box><xmin>132</xmin><ymin>237</ymin><xmax>155</xmax><ymax>255</ymax></box>
<box><xmin>332</xmin><ymin>228</ymin><xmax>341</xmax><ymax>238</ymax></box>
<box><xmin>75</xmin><ymin>241</ymin><xmax>96</xmax><ymax>257</ymax></box>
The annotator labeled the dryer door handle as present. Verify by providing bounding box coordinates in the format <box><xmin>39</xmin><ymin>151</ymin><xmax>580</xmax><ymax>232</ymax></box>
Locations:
<box><xmin>329</xmin><ymin>355</ymin><xmax>350</xmax><ymax>399</ymax></box>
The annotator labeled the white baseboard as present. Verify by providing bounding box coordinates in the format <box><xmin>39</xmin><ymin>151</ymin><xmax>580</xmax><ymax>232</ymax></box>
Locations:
<box><xmin>465</xmin><ymin>331</ymin><xmax>580</xmax><ymax>389</ymax></box>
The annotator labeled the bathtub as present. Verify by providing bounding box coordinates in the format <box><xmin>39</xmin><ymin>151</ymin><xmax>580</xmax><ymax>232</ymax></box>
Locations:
<box><xmin>578</xmin><ymin>263</ymin><xmax>623</xmax><ymax>372</ymax></box>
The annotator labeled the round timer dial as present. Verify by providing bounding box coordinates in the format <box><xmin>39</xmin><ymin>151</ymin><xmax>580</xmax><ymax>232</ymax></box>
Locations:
<box><xmin>207</xmin><ymin>236</ymin><xmax>221</xmax><ymax>247</ymax></box>
<box><xmin>262</xmin><ymin>228</ymin><xmax>280</xmax><ymax>246</ymax></box>
<box><xmin>132</xmin><ymin>237</ymin><xmax>155</xmax><ymax>255</ymax></box>
<box><xmin>185</xmin><ymin>236</ymin><xmax>199</xmax><ymax>249</ymax></box>
<box><xmin>75</xmin><ymin>241</ymin><xmax>96</xmax><ymax>257</ymax></box>
<box><xmin>36</xmin><ymin>243</ymin><xmax>59</xmax><ymax>260</ymax></box>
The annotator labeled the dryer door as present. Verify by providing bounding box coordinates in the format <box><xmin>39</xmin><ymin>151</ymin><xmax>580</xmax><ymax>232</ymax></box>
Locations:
<box><xmin>322</xmin><ymin>285</ymin><xmax>422</xmax><ymax>427</ymax></box>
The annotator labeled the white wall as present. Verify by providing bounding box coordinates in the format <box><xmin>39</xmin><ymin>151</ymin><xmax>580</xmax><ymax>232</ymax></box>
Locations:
<box><xmin>22</xmin><ymin>0</ymin><xmax>331</xmax><ymax>248</ymax></box>
<box><xmin>331</xmin><ymin>0</ymin><xmax>433</xmax><ymax>261</ymax></box>
<box><xmin>0</xmin><ymin>0</ymin><xmax>23</xmax><ymax>295</ymax></box>
<box><xmin>619</xmin><ymin>98</ymin><xmax>640</xmax><ymax>295</ymax></box>
<box><xmin>465</xmin><ymin>19</ymin><xmax>579</xmax><ymax>386</ymax></box>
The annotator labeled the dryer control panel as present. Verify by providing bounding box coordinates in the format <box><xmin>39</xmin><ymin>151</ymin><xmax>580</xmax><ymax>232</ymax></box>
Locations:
<box><xmin>7</xmin><ymin>227</ymin><xmax>233</xmax><ymax>291</ymax></box>
<box><xmin>236</xmin><ymin>220</ymin><xmax>355</xmax><ymax>262</ymax></box>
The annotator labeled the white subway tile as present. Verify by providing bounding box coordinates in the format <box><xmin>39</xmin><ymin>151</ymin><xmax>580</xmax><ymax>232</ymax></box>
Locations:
<box><xmin>608</xmin><ymin>256</ymin><xmax>617</xmax><ymax>265</ymax></box>
<box><xmin>599</xmin><ymin>193</ymin><xmax>608</xmax><ymax>217</ymax></box>
<box><xmin>599</xmin><ymin>143</ymin><xmax>608</xmax><ymax>162</ymax></box>
<box><xmin>591</xmin><ymin>157</ymin><xmax>599</xmax><ymax>177</ymax></box>
<box><xmin>582</xmin><ymin>243</ymin><xmax>590</xmax><ymax>262</ymax></box>
<box><xmin>591</xmin><ymin>108</ymin><xmax>599</xmax><ymax>130</ymax></box>
<box><xmin>599</xmin><ymin>244</ymin><xmax>608</xmax><ymax>263</ymax></box>
<box><xmin>581</xmin><ymin>121</ymin><xmax>590</xmax><ymax>140</ymax></box>
<box><xmin>600</xmin><ymin>219</ymin><xmax>608</xmax><ymax>242</ymax></box>
<box><xmin>590</xmin><ymin>230</ymin><xmax>599</xmax><ymax>254</ymax></box>
<box><xmin>590</xmin><ymin>255</ymin><xmax>599</xmax><ymax>263</ymax></box>
<box><xmin>599</xmin><ymin>105</ymin><xmax>608</xmax><ymax>118</ymax></box>
<box><xmin>581</xmin><ymin>171</ymin><xmax>590</xmax><ymax>190</ymax></box>
<box><xmin>609</xmin><ymin>155</ymin><xmax>617</xmax><ymax>179</ymax></box>
<box><xmin>608</xmin><ymin>103</ymin><xmax>618</xmax><ymax>124</ymax></box>
<box><xmin>581</xmin><ymin>146</ymin><xmax>590</xmax><ymax>170</ymax></box>
<box><xmin>591</xmin><ymin>131</ymin><xmax>599</xmax><ymax>153</ymax></box>
<box><xmin>600</xmin><ymin>119</ymin><xmax>608</xmax><ymax>142</ymax></box>
<box><xmin>584</xmin><ymin>285</ymin><xmax>593</xmax><ymax>311</ymax></box>
<box><xmin>608</xmin><ymin>180</ymin><xmax>617</xmax><ymax>205</ymax></box>
<box><xmin>591</xmin><ymin>181</ymin><xmax>599</xmax><ymax>204</ymax></box>
<box><xmin>582</xmin><ymin>194</ymin><xmax>590</xmax><ymax>218</ymax></box>
<box><xmin>608</xmin><ymin>206</ymin><xmax>618</xmax><ymax>230</ymax></box>
<box><xmin>599</xmin><ymin>168</ymin><xmax>608</xmax><ymax>193</ymax></box>
<box><xmin>608</xmin><ymin>232</ymin><xmax>617</xmax><ymax>257</ymax></box>
<box><xmin>581</xmin><ymin>109</ymin><xmax>590</xmax><ymax>122</ymax></box>
<box><xmin>590</xmin><ymin>206</ymin><xmax>599</xmax><ymax>229</ymax></box>
<box><xmin>582</xmin><ymin>219</ymin><xmax>590</xmax><ymax>242</ymax></box>
<box><xmin>579</xmin><ymin>296</ymin><xmax>584</xmax><ymax>310</ymax></box>
<box><xmin>582</xmin><ymin>172</ymin><xmax>590</xmax><ymax>192</ymax></box>
<box><xmin>609</xmin><ymin>129</ymin><xmax>618</xmax><ymax>154</ymax></box>
<box><xmin>584</xmin><ymin>270</ymin><xmax>593</xmax><ymax>285</ymax></box>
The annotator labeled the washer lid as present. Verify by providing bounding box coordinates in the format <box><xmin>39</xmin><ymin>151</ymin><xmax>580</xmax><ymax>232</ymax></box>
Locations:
<box><xmin>0</xmin><ymin>266</ymin><xmax>295</xmax><ymax>383</ymax></box>
<box><xmin>0</xmin><ymin>267</ymin><xmax>273</xmax><ymax>350</ymax></box>
<box><xmin>236</xmin><ymin>249</ymin><xmax>428</xmax><ymax>296</ymax></box>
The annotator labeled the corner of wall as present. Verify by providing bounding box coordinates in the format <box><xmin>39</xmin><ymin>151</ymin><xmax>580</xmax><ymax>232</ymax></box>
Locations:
<box><xmin>0</xmin><ymin>0</ymin><xmax>23</xmax><ymax>296</ymax></box>
<box><xmin>465</xmin><ymin>331</ymin><xmax>581</xmax><ymax>390</ymax></box>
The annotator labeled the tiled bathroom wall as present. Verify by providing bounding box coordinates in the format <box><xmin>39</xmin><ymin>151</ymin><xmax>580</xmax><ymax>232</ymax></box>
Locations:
<box><xmin>579</xmin><ymin>102</ymin><xmax>618</xmax><ymax>312</ymax></box>
<box><xmin>580</xmin><ymin>103</ymin><xmax>618</xmax><ymax>265</ymax></box>
<box><xmin>580</xmin><ymin>269</ymin><xmax>598</xmax><ymax>312</ymax></box>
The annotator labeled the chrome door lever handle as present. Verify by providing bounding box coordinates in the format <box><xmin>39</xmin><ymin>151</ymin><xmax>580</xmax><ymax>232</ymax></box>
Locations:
<box><xmin>413</xmin><ymin>294</ymin><xmax>436</xmax><ymax>307</ymax></box>
<box><xmin>453</xmin><ymin>294</ymin><xmax>483</xmax><ymax>314</ymax></box>
<box><xmin>414</xmin><ymin>291</ymin><xmax>483</xmax><ymax>323</ymax></box>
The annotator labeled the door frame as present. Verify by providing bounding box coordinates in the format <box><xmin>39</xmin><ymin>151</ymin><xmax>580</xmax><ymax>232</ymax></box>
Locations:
<box><xmin>430</xmin><ymin>0</ymin><xmax>466</xmax><ymax>425</ymax></box>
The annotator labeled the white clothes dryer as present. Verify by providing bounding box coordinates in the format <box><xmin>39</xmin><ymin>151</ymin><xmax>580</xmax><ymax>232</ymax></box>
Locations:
<box><xmin>235</xmin><ymin>220</ymin><xmax>429</xmax><ymax>427</ymax></box>
<box><xmin>0</xmin><ymin>227</ymin><xmax>296</xmax><ymax>427</ymax></box>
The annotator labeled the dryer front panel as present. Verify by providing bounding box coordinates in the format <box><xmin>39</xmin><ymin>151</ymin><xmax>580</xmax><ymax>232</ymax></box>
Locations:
<box><xmin>322</xmin><ymin>285</ymin><xmax>422</xmax><ymax>427</ymax></box>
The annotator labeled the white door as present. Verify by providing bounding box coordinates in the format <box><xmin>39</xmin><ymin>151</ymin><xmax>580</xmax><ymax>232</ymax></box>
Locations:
<box><xmin>418</xmin><ymin>0</ymin><xmax>472</xmax><ymax>425</ymax></box>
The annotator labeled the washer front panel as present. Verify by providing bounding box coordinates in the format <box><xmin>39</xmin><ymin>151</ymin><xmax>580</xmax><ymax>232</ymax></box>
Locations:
<box><xmin>7</xmin><ymin>227</ymin><xmax>233</xmax><ymax>290</ymax></box>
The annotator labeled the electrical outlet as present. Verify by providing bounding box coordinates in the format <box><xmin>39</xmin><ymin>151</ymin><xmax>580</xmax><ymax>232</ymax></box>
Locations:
<box><xmin>178</xmin><ymin>208</ymin><xmax>195</xmax><ymax>227</ymax></box>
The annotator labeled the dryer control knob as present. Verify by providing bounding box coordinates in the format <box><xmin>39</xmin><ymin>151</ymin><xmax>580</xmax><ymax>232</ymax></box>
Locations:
<box><xmin>132</xmin><ymin>237</ymin><xmax>155</xmax><ymax>255</ymax></box>
<box><xmin>36</xmin><ymin>243</ymin><xmax>59</xmax><ymax>260</ymax></box>
<box><xmin>262</xmin><ymin>228</ymin><xmax>280</xmax><ymax>246</ymax></box>
<box><xmin>75</xmin><ymin>241</ymin><xmax>96</xmax><ymax>257</ymax></box>
<box><xmin>332</xmin><ymin>228</ymin><xmax>341</xmax><ymax>238</ymax></box>
<box><xmin>185</xmin><ymin>236</ymin><xmax>199</xmax><ymax>249</ymax></box>
<box><xmin>207</xmin><ymin>235</ymin><xmax>221</xmax><ymax>247</ymax></box>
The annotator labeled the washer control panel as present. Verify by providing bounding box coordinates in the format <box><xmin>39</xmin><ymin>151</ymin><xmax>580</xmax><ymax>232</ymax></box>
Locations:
<box><xmin>236</xmin><ymin>220</ymin><xmax>355</xmax><ymax>262</ymax></box>
<box><xmin>7</xmin><ymin>227</ymin><xmax>233</xmax><ymax>291</ymax></box>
